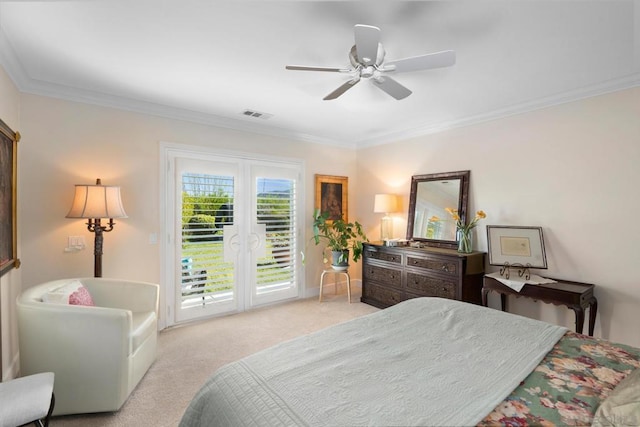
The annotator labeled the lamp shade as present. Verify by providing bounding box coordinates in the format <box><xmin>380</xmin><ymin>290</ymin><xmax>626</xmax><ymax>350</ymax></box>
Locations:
<box><xmin>66</xmin><ymin>179</ymin><xmax>127</xmax><ymax>219</ymax></box>
<box><xmin>373</xmin><ymin>194</ymin><xmax>398</xmax><ymax>214</ymax></box>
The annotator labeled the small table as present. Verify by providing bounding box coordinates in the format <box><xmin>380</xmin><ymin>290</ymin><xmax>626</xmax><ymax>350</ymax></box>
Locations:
<box><xmin>319</xmin><ymin>269</ymin><xmax>351</xmax><ymax>303</ymax></box>
<box><xmin>482</xmin><ymin>275</ymin><xmax>598</xmax><ymax>336</ymax></box>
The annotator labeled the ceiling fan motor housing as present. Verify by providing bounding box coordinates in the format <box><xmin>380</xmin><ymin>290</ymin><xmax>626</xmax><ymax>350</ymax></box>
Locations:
<box><xmin>349</xmin><ymin>44</ymin><xmax>385</xmax><ymax>71</ymax></box>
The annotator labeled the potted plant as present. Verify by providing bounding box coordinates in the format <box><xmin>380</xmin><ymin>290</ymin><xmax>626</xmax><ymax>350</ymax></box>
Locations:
<box><xmin>311</xmin><ymin>209</ymin><xmax>368</xmax><ymax>270</ymax></box>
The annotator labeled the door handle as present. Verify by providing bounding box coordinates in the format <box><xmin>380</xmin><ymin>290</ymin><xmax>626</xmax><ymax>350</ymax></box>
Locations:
<box><xmin>223</xmin><ymin>225</ymin><xmax>240</xmax><ymax>263</ymax></box>
<box><xmin>248</xmin><ymin>233</ymin><xmax>261</xmax><ymax>250</ymax></box>
<box><xmin>249</xmin><ymin>223</ymin><xmax>267</xmax><ymax>258</ymax></box>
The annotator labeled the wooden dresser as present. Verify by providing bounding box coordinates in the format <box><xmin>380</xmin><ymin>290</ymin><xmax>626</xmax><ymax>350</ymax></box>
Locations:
<box><xmin>361</xmin><ymin>242</ymin><xmax>485</xmax><ymax>308</ymax></box>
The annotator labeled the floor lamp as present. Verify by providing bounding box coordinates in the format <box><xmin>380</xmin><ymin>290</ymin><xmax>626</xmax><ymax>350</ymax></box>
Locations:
<box><xmin>374</xmin><ymin>194</ymin><xmax>399</xmax><ymax>241</ymax></box>
<box><xmin>66</xmin><ymin>178</ymin><xmax>127</xmax><ymax>277</ymax></box>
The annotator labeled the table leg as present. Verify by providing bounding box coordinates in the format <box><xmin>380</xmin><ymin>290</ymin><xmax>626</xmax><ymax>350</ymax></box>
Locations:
<box><xmin>500</xmin><ymin>294</ymin><xmax>507</xmax><ymax>312</ymax></box>
<box><xmin>570</xmin><ymin>305</ymin><xmax>585</xmax><ymax>334</ymax></box>
<box><xmin>345</xmin><ymin>273</ymin><xmax>351</xmax><ymax>303</ymax></box>
<box><xmin>319</xmin><ymin>271</ymin><xmax>328</xmax><ymax>302</ymax></box>
<box><xmin>588</xmin><ymin>297</ymin><xmax>598</xmax><ymax>336</ymax></box>
<box><xmin>481</xmin><ymin>289</ymin><xmax>489</xmax><ymax>307</ymax></box>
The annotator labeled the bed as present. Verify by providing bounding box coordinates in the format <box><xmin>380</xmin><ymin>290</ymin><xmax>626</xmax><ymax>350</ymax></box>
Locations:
<box><xmin>180</xmin><ymin>298</ymin><xmax>640</xmax><ymax>426</ymax></box>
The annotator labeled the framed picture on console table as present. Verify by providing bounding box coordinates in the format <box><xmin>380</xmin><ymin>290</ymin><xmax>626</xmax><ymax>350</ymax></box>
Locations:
<box><xmin>0</xmin><ymin>118</ymin><xmax>20</xmax><ymax>277</ymax></box>
<box><xmin>487</xmin><ymin>225</ymin><xmax>547</xmax><ymax>269</ymax></box>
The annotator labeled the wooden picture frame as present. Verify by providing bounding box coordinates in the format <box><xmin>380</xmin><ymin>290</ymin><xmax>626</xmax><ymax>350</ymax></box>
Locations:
<box><xmin>315</xmin><ymin>175</ymin><xmax>348</xmax><ymax>221</ymax></box>
<box><xmin>0</xmin><ymin>118</ymin><xmax>20</xmax><ymax>277</ymax></box>
<box><xmin>487</xmin><ymin>225</ymin><xmax>547</xmax><ymax>269</ymax></box>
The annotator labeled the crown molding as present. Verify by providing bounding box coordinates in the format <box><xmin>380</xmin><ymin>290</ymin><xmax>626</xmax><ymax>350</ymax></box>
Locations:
<box><xmin>355</xmin><ymin>73</ymin><xmax>640</xmax><ymax>148</ymax></box>
<box><xmin>20</xmin><ymin>77</ymin><xmax>354</xmax><ymax>148</ymax></box>
<box><xmin>2</xmin><ymin>19</ymin><xmax>637</xmax><ymax>151</ymax></box>
<box><xmin>0</xmin><ymin>29</ymin><xmax>352</xmax><ymax>148</ymax></box>
<box><xmin>12</xmin><ymin>70</ymin><xmax>638</xmax><ymax>151</ymax></box>
<box><xmin>0</xmin><ymin>26</ymin><xmax>29</xmax><ymax>90</ymax></box>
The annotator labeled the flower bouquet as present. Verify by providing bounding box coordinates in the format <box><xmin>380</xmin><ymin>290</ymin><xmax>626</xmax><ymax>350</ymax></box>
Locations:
<box><xmin>445</xmin><ymin>208</ymin><xmax>486</xmax><ymax>253</ymax></box>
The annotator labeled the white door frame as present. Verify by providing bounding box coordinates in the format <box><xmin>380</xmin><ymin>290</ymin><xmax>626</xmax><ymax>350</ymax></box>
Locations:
<box><xmin>159</xmin><ymin>142</ymin><xmax>305</xmax><ymax>329</ymax></box>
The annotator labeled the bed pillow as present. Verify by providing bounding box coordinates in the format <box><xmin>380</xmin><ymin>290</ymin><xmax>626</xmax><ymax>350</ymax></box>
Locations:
<box><xmin>592</xmin><ymin>368</ymin><xmax>640</xmax><ymax>427</ymax></box>
<box><xmin>42</xmin><ymin>280</ymin><xmax>95</xmax><ymax>306</ymax></box>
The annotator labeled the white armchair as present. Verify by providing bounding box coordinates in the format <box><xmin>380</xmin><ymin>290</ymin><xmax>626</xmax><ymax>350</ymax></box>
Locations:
<box><xmin>17</xmin><ymin>278</ymin><xmax>159</xmax><ymax>416</ymax></box>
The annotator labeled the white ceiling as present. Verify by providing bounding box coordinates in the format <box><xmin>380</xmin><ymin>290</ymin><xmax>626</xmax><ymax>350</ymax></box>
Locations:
<box><xmin>1</xmin><ymin>1</ymin><xmax>638</xmax><ymax>148</ymax></box>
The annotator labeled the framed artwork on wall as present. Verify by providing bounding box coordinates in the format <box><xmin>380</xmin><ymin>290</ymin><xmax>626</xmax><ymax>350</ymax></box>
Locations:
<box><xmin>0</xmin><ymin>117</ymin><xmax>20</xmax><ymax>278</ymax></box>
<box><xmin>315</xmin><ymin>175</ymin><xmax>348</xmax><ymax>221</ymax></box>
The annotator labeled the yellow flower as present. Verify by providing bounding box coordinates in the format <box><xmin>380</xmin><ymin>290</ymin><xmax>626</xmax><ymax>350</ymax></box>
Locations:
<box><xmin>428</xmin><ymin>215</ymin><xmax>440</xmax><ymax>222</ymax></box>
<box><xmin>445</xmin><ymin>207</ymin><xmax>487</xmax><ymax>232</ymax></box>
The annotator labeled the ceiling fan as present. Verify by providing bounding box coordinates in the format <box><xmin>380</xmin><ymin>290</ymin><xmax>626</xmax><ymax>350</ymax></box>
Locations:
<box><xmin>286</xmin><ymin>24</ymin><xmax>456</xmax><ymax>101</ymax></box>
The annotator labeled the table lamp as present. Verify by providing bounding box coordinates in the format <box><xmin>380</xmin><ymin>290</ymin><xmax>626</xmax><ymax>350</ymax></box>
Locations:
<box><xmin>374</xmin><ymin>194</ymin><xmax>398</xmax><ymax>241</ymax></box>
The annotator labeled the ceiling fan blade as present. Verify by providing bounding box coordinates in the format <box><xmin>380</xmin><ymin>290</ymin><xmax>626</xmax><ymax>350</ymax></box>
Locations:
<box><xmin>373</xmin><ymin>76</ymin><xmax>412</xmax><ymax>100</ymax></box>
<box><xmin>384</xmin><ymin>50</ymin><xmax>456</xmax><ymax>73</ymax></box>
<box><xmin>323</xmin><ymin>77</ymin><xmax>361</xmax><ymax>100</ymax></box>
<box><xmin>354</xmin><ymin>24</ymin><xmax>380</xmax><ymax>65</ymax></box>
<box><xmin>286</xmin><ymin>65</ymin><xmax>350</xmax><ymax>72</ymax></box>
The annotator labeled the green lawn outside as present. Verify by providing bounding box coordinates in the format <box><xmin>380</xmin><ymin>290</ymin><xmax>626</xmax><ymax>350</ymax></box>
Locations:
<box><xmin>181</xmin><ymin>239</ymin><xmax>295</xmax><ymax>300</ymax></box>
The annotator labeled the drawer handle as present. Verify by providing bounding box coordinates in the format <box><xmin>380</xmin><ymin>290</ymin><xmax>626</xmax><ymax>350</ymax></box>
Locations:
<box><xmin>441</xmin><ymin>265</ymin><xmax>449</xmax><ymax>272</ymax></box>
<box><xmin>412</xmin><ymin>260</ymin><xmax>418</xmax><ymax>265</ymax></box>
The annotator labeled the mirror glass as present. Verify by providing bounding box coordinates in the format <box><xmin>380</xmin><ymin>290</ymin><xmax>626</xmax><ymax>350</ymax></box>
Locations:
<box><xmin>406</xmin><ymin>171</ymin><xmax>470</xmax><ymax>249</ymax></box>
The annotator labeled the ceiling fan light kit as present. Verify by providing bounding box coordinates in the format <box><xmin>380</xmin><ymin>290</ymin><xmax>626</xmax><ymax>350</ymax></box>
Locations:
<box><xmin>286</xmin><ymin>24</ymin><xmax>456</xmax><ymax>101</ymax></box>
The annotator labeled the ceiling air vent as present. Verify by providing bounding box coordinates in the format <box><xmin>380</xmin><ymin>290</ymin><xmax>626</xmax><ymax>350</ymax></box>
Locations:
<box><xmin>240</xmin><ymin>109</ymin><xmax>273</xmax><ymax>120</ymax></box>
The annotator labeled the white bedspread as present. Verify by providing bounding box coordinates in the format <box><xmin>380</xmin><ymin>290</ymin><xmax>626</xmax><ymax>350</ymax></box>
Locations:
<box><xmin>180</xmin><ymin>297</ymin><xmax>567</xmax><ymax>427</ymax></box>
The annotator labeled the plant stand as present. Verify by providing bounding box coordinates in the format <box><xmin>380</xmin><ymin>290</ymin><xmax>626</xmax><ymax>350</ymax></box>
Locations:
<box><xmin>319</xmin><ymin>269</ymin><xmax>351</xmax><ymax>303</ymax></box>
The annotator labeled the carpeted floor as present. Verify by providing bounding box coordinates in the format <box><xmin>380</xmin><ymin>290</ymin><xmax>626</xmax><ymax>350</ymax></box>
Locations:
<box><xmin>50</xmin><ymin>287</ymin><xmax>378</xmax><ymax>426</ymax></box>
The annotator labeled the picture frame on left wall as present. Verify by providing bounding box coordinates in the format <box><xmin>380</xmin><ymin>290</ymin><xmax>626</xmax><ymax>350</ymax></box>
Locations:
<box><xmin>0</xmin><ymin>117</ymin><xmax>20</xmax><ymax>277</ymax></box>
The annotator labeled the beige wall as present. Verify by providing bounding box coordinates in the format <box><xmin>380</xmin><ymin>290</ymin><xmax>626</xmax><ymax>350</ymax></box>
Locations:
<box><xmin>356</xmin><ymin>87</ymin><xmax>640</xmax><ymax>347</ymax></box>
<box><xmin>17</xmin><ymin>93</ymin><xmax>358</xmax><ymax>328</ymax></box>
<box><xmin>0</xmin><ymin>65</ymin><xmax>21</xmax><ymax>380</ymax></box>
<box><xmin>3</xmin><ymin>62</ymin><xmax>639</xmax><ymax>379</ymax></box>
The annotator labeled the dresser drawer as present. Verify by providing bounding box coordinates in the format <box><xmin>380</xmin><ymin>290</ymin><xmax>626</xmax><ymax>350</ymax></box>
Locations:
<box><xmin>362</xmin><ymin>282</ymin><xmax>404</xmax><ymax>307</ymax></box>
<box><xmin>406</xmin><ymin>272</ymin><xmax>456</xmax><ymax>299</ymax></box>
<box><xmin>364</xmin><ymin>247</ymin><xmax>402</xmax><ymax>264</ymax></box>
<box><xmin>406</xmin><ymin>256</ymin><xmax>458</xmax><ymax>276</ymax></box>
<box><xmin>363</xmin><ymin>264</ymin><xmax>402</xmax><ymax>288</ymax></box>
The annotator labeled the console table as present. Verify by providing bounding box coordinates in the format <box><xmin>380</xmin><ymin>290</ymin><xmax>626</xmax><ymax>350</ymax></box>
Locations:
<box><xmin>482</xmin><ymin>276</ymin><xmax>598</xmax><ymax>336</ymax></box>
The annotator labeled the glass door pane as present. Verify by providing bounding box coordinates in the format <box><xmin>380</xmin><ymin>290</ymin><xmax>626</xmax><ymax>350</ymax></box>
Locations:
<box><xmin>175</xmin><ymin>158</ymin><xmax>239</xmax><ymax>322</ymax></box>
<box><xmin>250</xmin><ymin>164</ymin><xmax>299</xmax><ymax>306</ymax></box>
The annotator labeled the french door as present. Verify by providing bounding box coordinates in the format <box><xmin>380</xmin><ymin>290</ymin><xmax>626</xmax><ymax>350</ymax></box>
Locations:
<box><xmin>162</xmin><ymin>145</ymin><xmax>302</xmax><ymax>325</ymax></box>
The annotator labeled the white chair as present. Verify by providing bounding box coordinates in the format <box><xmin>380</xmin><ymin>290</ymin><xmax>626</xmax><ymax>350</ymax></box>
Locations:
<box><xmin>17</xmin><ymin>278</ymin><xmax>159</xmax><ymax>416</ymax></box>
<box><xmin>0</xmin><ymin>372</ymin><xmax>55</xmax><ymax>427</ymax></box>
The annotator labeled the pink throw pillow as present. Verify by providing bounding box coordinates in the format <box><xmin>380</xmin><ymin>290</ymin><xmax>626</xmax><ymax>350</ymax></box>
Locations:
<box><xmin>68</xmin><ymin>285</ymin><xmax>95</xmax><ymax>306</ymax></box>
<box><xmin>42</xmin><ymin>280</ymin><xmax>95</xmax><ymax>306</ymax></box>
